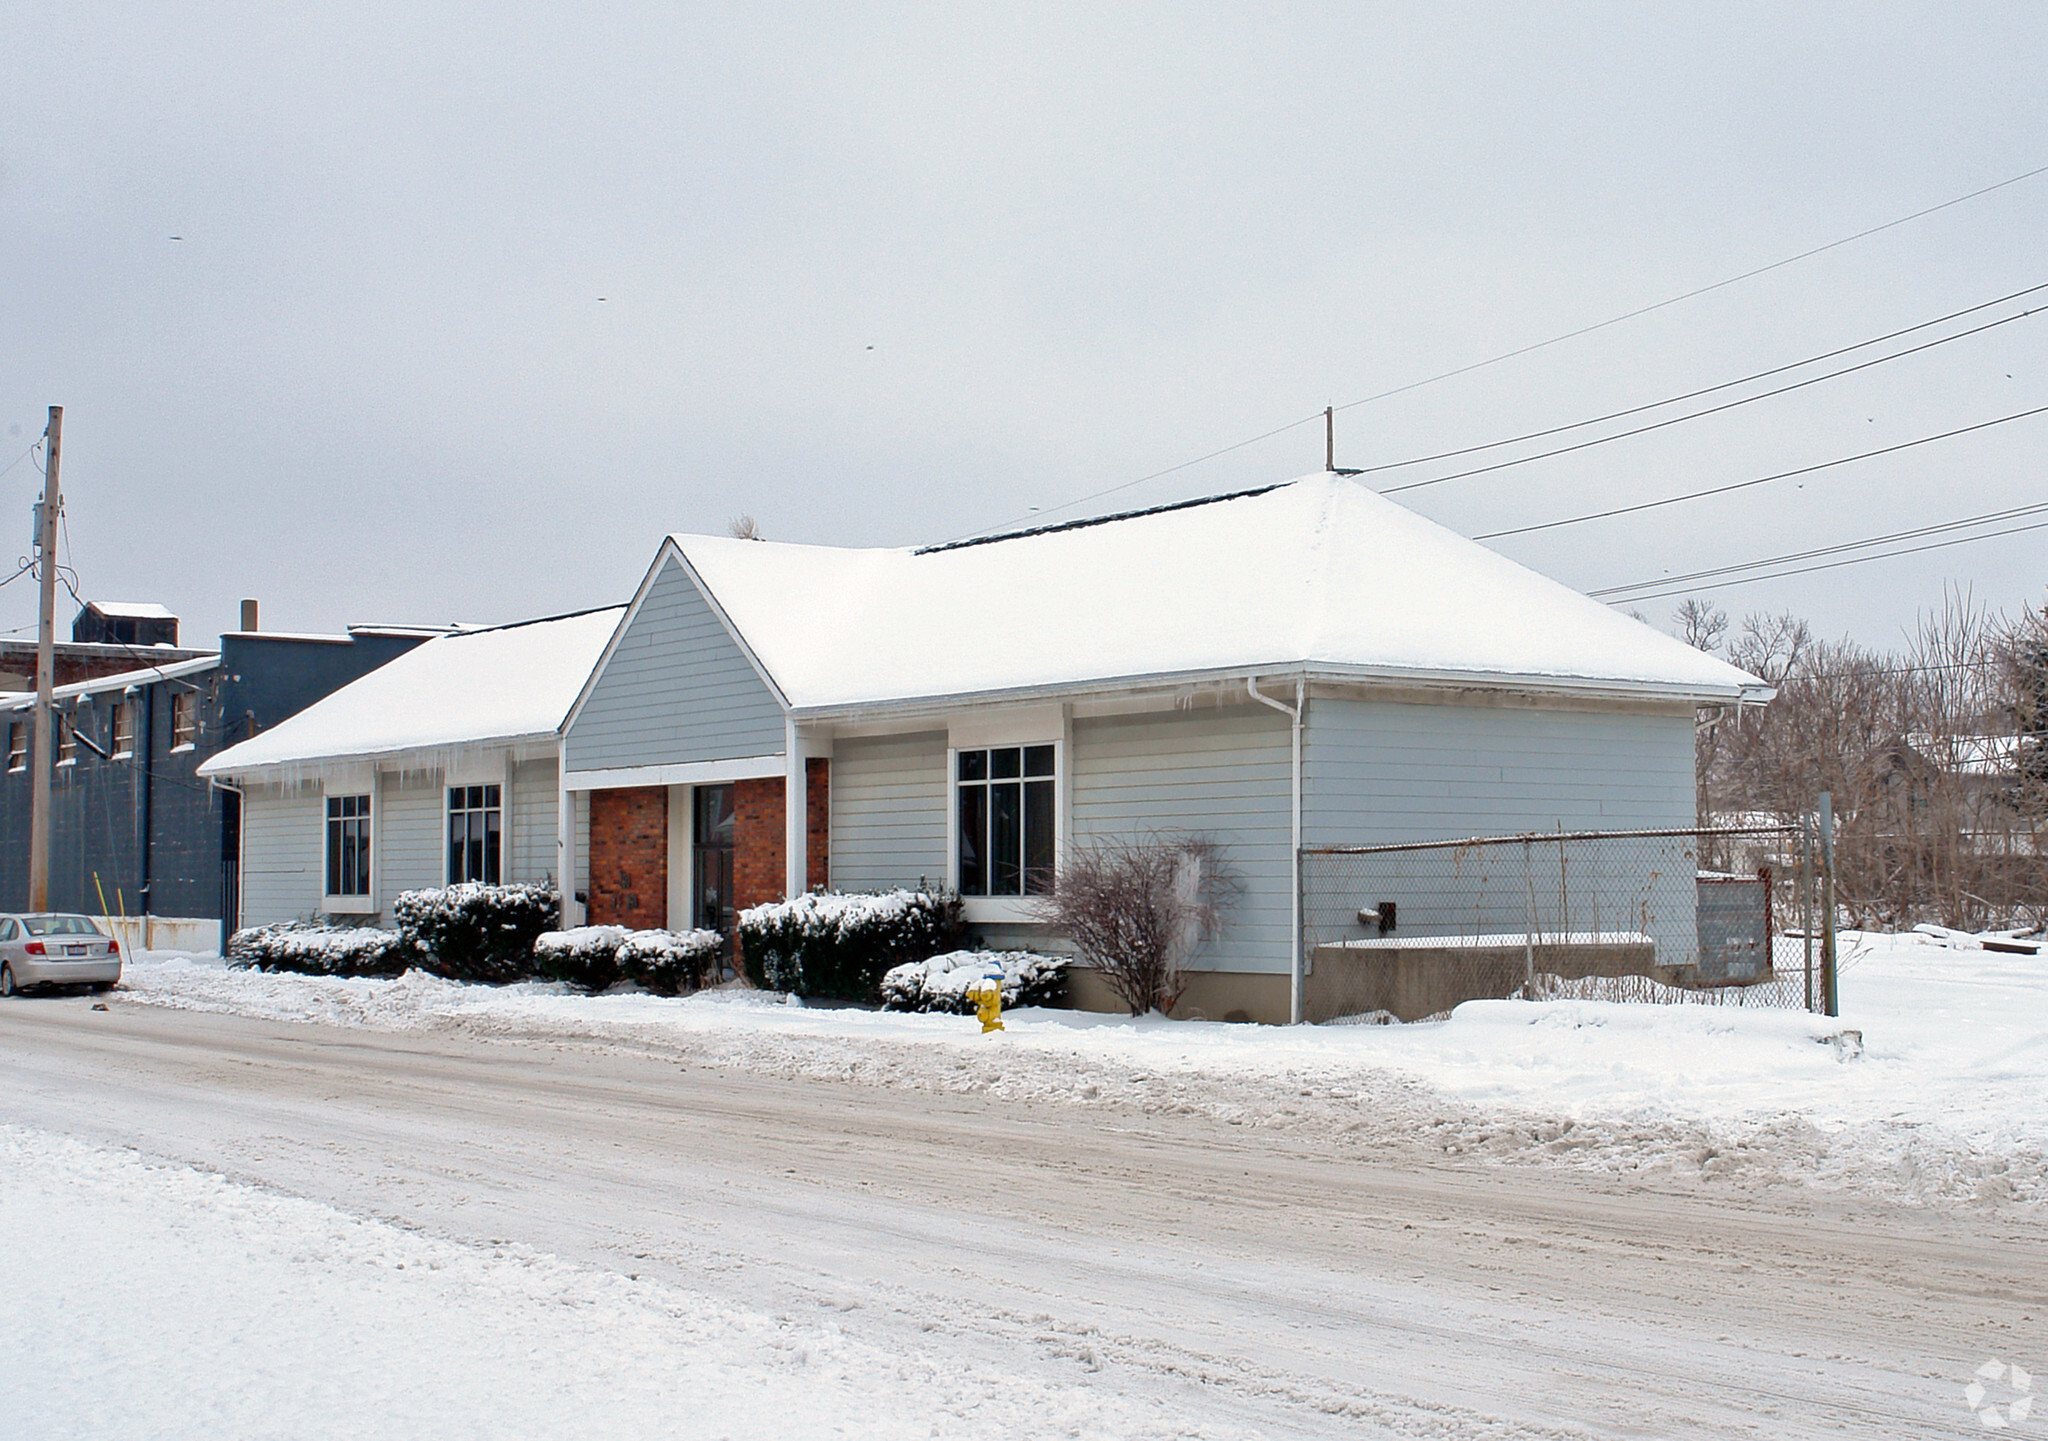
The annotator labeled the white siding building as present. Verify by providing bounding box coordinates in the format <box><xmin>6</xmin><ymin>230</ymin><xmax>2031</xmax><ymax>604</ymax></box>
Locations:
<box><xmin>200</xmin><ymin>608</ymin><xmax>623</xmax><ymax>929</ymax></box>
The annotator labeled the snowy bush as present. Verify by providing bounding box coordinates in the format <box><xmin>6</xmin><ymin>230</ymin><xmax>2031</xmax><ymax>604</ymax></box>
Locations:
<box><xmin>227</xmin><ymin>922</ymin><xmax>409</xmax><ymax>978</ymax></box>
<box><xmin>737</xmin><ymin>889</ymin><xmax>966</xmax><ymax>1003</ymax></box>
<box><xmin>535</xmin><ymin>926</ymin><xmax>726</xmax><ymax>995</ymax></box>
<box><xmin>394</xmin><ymin>882</ymin><xmax>559</xmax><ymax>984</ymax></box>
<box><xmin>879</xmin><ymin>950</ymin><xmax>1068</xmax><ymax>1013</ymax></box>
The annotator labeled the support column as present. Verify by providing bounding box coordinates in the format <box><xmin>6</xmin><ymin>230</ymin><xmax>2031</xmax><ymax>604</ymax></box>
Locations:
<box><xmin>784</xmin><ymin>718</ymin><xmax>806</xmax><ymax>899</ymax></box>
<box><xmin>556</xmin><ymin>750</ymin><xmax>581</xmax><ymax>928</ymax></box>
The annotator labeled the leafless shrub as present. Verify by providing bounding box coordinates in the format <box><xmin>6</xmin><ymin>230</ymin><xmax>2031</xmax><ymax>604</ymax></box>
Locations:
<box><xmin>728</xmin><ymin>514</ymin><xmax>762</xmax><ymax>540</ymax></box>
<box><xmin>1040</xmin><ymin>835</ymin><xmax>1235</xmax><ymax>1015</ymax></box>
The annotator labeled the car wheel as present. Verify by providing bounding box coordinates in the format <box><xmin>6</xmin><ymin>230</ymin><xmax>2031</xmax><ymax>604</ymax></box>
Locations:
<box><xmin>0</xmin><ymin>963</ymin><xmax>17</xmax><ymax>998</ymax></box>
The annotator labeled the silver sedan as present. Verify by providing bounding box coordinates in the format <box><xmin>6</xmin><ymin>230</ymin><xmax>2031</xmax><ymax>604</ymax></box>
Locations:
<box><xmin>0</xmin><ymin>913</ymin><xmax>122</xmax><ymax>996</ymax></box>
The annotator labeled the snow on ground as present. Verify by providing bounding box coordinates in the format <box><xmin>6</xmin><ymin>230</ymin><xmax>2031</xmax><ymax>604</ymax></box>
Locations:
<box><xmin>0</xmin><ymin>1124</ymin><xmax>1261</xmax><ymax>1441</ymax></box>
<box><xmin>119</xmin><ymin>929</ymin><xmax>2048</xmax><ymax>1213</ymax></box>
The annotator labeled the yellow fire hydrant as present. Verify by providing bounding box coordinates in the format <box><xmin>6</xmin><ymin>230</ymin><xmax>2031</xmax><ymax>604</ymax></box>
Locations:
<box><xmin>967</xmin><ymin>977</ymin><xmax>1005</xmax><ymax>1033</ymax></box>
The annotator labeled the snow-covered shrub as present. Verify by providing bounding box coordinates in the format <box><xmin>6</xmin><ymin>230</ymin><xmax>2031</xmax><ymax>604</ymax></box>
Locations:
<box><xmin>879</xmin><ymin>950</ymin><xmax>1068</xmax><ymax>1013</ymax></box>
<box><xmin>535</xmin><ymin>926</ymin><xmax>726</xmax><ymax>995</ymax></box>
<box><xmin>394</xmin><ymin>882</ymin><xmax>559</xmax><ymax>984</ymax></box>
<box><xmin>737</xmin><ymin>889</ymin><xmax>966</xmax><ymax>1002</ymax></box>
<box><xmin>227</xmin><ymin>922</ymin><xmax>408</xmax><ymax>978</ymax></box>
<box><xmin>534</xmin><ymin>926</ymin><xmax>630</xmax><ymax>992</ymax></box>
<box><xmin>619</xmin><ymin>928</ymin><xmax>725</xmax><ymax>996</ymax></box>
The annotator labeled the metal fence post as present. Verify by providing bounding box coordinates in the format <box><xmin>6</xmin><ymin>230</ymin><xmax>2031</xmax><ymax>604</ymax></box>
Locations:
<box><xmin>1819</xmin><ymin>792</ymin><xmax>1839</xmax><ymax>1018</ymax></box>
<box><xmin>1802</xmin><ymin>815</ymin><xmax>1816</xmax><ymax>1014</ymax></box>
<box><xmin>1522</xmin><ymin>838</ymin><xmax>1536</xmax><ymax>996</ymax></box>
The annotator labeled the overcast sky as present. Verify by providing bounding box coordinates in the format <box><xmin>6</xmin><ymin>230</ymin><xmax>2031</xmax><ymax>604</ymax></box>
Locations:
<box><xmin>4</xmin><ymin>3</ymin><xmax>2046</xmax><ymax>654</ymax></box>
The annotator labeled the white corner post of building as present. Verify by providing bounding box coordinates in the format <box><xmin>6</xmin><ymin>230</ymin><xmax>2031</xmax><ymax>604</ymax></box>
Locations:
<box><xmin>784</xmin><ymin>717</ymin><xmax>806</xmax><ymax>900</ymax></box>
<box><xmin>1247</xmin><ymin>675</ymin><xmax>1306</xmax><ymax>1025</ymax></box>
<box><xmin>556</xmin><ymin>751</ymin><xmax>582</xmax><ymax>928</ymax></box>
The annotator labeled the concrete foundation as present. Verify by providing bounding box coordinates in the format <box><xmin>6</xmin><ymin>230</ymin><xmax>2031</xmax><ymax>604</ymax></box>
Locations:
<box><xmin>1062</xmin><ymin>964</ymin><xmax>1292</xmax><ymax>1026</ymax></box>
<box><xmin>1306</xmin><ymin>935</ymin><xmax>1678</xmax><ymax>1023</ymax></box>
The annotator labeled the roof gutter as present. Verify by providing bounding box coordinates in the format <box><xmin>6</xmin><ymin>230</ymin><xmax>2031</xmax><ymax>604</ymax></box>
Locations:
<box><xmin>1246</xmin><ymin>676</ymin><xmax>1305</xmax><ymax>1026</ymax></box>
<box><xmin>789</xmin><ymin>660</ymin><xmax>1756</xmax><ymax>728</ymax></box>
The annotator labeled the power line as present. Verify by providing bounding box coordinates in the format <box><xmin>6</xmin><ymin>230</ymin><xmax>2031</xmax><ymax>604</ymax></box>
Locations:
<box><xmin>0</xmin><ymin>437</ymin><xmax>42</xmax><ymax>484</ymax></box>
<box><xmin>945</xmin><ymin>158</ymin><xmax>2048</xmax><ymax>544</ymax></box>
<box><xmin>1593</xmin><ymin>499</ymin><xmax>2048</xmax><ymax>597</ymax></box>
<box><xmin>1333</xmin><ymin>160</ymin><xmax>2048</xmax><ymax>418</ymax></box>
<box><xmin>1602</xmin><ymin>516</ymin><xmax>2048</xmax><ymax>605</ymax></box>
<box><xmin>1474</xmin><ymin>401</ymin><xmax>2048</xmax><ymax>541</ymax></box>
<box><xmin>1375</xmin><ymin>292</ymin><xmax>2048</xmax><ymax>491</ymax></box>
<box><xmin>1589</xmin><ymin>501</ymin><xmax>2048</xmax><ymax>601</ymax></box>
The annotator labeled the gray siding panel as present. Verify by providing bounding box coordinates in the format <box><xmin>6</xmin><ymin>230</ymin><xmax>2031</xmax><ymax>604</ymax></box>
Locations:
<box><xmin>1071</xmin><ymin>705</ymin><xmax>1293</xmax><ymax>976</ymax></box>
<box><xmin>239</xmin><ymin>786</ymin><xmax>323</xmax><ymax>927</ymax></box>
<box><xmin>1302</xmin><ymin>697</ymin><xmax>1695</xmax><ymax>843</ymax></box>
<box><xmin>376</xmin><ymin>775</ymin><xmax>444</xmax><ymax>911</ymax></box>
<box><xmin>565</xmin><ymin>556</ymin><xmax>785</xmax><ymax>772</ymax></box>
<box><xmin>829</xmin><ymin>731</ymin><xmax>948</xmax><ymax>892</ymax></box>
<box><xmin>511</xmin><ymin>758</ymin><xmax>559</xmax><ymax>885</ymax></box>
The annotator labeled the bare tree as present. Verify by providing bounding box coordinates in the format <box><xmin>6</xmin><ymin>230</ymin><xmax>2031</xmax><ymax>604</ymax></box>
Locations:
<box><xmin>1040</xmin><ymin>835</ymin><xmax>1234</xmax><ymax>1015</ymax></box>
<box><xmin>728</xmin><ymin>514</ymin><xmax>762</xmax><ymax>540</ymax></box>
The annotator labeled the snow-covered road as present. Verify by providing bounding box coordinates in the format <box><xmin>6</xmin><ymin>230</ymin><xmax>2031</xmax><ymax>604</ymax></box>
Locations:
<box><xmin>4</xmin><ymin>988</ymin><xmax>2041</xmax><ymax>1438</ymax></box>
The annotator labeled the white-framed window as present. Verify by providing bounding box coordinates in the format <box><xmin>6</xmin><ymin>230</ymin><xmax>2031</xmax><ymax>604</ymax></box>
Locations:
<box><xmin>111</xmin><ymin>702</ymin><xmax>134</xmax><ymax>759</ymax></box>
<box><xmin>57</xmin><ymin>715</ymin><xmax>76</xmax><ymax>766</ymax></box>
<box><xmin>955</xmin><ymin>744</ymin><xmax>1058</xmax><ymax>898</ymax></box>
<box><xmin>447</xmin><ymin>784</ymin><xmax>502</xmax><ymax>885</ymax></box>
<box><xmin>170</xmin><ymin>691</ymin><xmax>197</xmax><ymax>750</ymax></box>
<box><xmin>325</xmin><ymin>794</ymin><xmax>372</xmax><ymax>898</ymax></box>
<box><xmin>6</xmin><ymin>722</ymin><xmax>23</xmax><ymax>773</ymax></box>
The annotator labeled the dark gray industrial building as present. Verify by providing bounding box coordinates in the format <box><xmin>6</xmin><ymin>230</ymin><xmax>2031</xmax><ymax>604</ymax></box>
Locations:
<box><xmin>0</xmin><ymin>608</ymin><xmax>441</xmax><ymax>948</ymax></box>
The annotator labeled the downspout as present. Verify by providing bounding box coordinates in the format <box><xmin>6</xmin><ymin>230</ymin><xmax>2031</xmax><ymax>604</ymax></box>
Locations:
<box><xmin>1247</xmin><ymin>676</ymin><xmax>1305</xmax><ymax>1024</ymax></box>
<box><xmin>206</xmin><ymin>775</ymin><xmax>245</xmax><ymax>956</ymax></box>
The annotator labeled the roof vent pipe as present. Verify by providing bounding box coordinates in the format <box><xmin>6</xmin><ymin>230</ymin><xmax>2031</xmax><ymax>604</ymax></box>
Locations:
<box><xmin>240</xmin><ymin>599</ymin><xmax>259</xmax><ymax>633</ymax></box>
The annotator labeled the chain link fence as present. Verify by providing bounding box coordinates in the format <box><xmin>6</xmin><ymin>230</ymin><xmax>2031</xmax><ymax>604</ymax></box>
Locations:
<box><xmin>1300</xmin><ymin>825</ymin><xmax>1820</xmax><ymax>1023</ymax></box>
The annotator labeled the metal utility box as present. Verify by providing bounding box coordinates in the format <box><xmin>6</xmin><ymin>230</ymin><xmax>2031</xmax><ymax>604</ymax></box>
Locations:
<box><xmin>1696</xmin><ymin>869</ymin><xmax>1772</xmax><ymax>985</ymax></box>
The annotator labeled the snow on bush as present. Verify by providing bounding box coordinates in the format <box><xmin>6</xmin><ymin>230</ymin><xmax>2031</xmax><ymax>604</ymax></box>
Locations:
<box><xmin>394</xmin><ymin>883</ymin><xmax>559</xmax><ymax>985</ymax></box>
<box><xmin>535</xmin><ymin>926</ymin><xmax>726</xmax><ymax>995</ymax></box>
<box><xmin>737</xmin><ymin>889</ymin><xmax>965</xmax><ymax>1003</ymax></box>
<box><xmin>227</xmin><ymin>922</ymin><xmax>409</xmax><ymax>978</ymax></box>
<box><xmin>879</xmin><ymin>950</ymin><xmax>1068</xmax><ymax>1013</ymax></box>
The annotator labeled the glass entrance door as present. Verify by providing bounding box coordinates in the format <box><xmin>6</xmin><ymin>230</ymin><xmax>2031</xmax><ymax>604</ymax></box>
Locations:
<box><xmin>693</xmin><ymin>786</ymin><xmax>736</xmax><ymax>968</ymax></box>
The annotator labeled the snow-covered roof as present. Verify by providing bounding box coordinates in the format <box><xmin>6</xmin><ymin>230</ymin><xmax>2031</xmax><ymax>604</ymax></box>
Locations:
<box><xmin>0</xmin><ymin>655</ymin><xmax>222</xmax><ymax>711</ymax></box>
<box><xmin>84</xmin><ymin>600</ymin><xmax>176</xmax><ymax>620</ymax></box>
<box><xmin>667</xmin><ymin>473</ymin><xmax>1767</xmax><ymax>711</ymax></box>
<box><xmin>199</xmin><ymin>606</ymin><xmax>625</xmax><ymax>778</ymax></box>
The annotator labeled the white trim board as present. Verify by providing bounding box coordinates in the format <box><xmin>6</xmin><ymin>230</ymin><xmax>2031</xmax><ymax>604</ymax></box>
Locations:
<box><xmin>563</xmin><ymin>753</ymin><xmax>787</xmax><ymax>792</ymax></box>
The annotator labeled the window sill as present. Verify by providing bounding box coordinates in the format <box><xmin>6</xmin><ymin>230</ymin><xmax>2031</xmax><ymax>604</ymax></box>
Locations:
<box><xmin>960</xmin><ymin>896</ymin><xmax>1050</xmax><ymax>925</ymax></box>
<box><xmin>56</xmin><ymin>759</ymin><xmax>75</xmax><ymax>769</ymax></box>
<box><xmin>322</xmin><ymin>895</ymin><xmax>376</xmax><ymax>915</ymax></box>
<box><xmin>112</xmin><ymin>751</ymin><xmax>133</xmax><ymax>761</ymax></box>
<box><xmin>169</xmin><ymin>743</ymin><xmax>195</xmax><ymax>755</ymax></box>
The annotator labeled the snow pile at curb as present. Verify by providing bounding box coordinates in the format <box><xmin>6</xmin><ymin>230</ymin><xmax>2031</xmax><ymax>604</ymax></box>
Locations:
<box><xmin>115</xmin><ymin>931</ymin><xmax>2048</xmax><ymax>1214</ymax></box>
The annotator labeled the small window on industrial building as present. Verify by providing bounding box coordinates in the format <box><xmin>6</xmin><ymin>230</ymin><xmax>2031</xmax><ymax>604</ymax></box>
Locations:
<box><xmin>6</xmin><ymin>723</ymin><xmax>23</xmax><ymax>772</ymax></box>
<box><xmin>447</xmin><ymin>784</ymin><xmax>502</xmax><ymax>885</ymax></box>
<box><xmin>111</xmin><ymin>702</ymin><xmax>135</xmax><ymax>758</ymax></box>
<box><xmin>57</xmin><ymin>715</ymin><xmax>76</xmax><ymax>765</ymax></box>
<box><xmin>326</xmin><ymin>794</ymin><xmax>372</xmax><ymax>897</ymax></box>
<box><xmin>170</xmin><ymin>691</ymin><xmax>197</xmax><ymax>750</ymax></box>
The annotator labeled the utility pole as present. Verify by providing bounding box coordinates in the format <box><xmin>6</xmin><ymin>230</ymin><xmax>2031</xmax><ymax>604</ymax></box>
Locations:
<box><xmin>1324</xmin><ymin>406</ymin><xmax>1335</xmax><ymax>472</ymax></box>
<box><xmin>28</xmin><ymin>406</ymin><xmax>61</xmax><ymax>913</ymax></box>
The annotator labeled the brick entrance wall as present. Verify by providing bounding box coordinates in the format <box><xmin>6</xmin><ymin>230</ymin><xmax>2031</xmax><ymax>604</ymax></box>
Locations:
<box><xmin>806</xmin><ymin>757</ymin><xmax>829</xmax><ymax>891</ymax></box>
<box><xmin>732</xmin><ymin>777</ymin><xmax>785</xmax><ymax>914</ymax></box>
<box><xmin>588</xmin><ymin>786</ymin><xmax>667</xmax><ymax>930</ymax></box>
<box><xmin>731</xmin><ymin>764</ymin><xmax>832</xmax><ymax>912</ymax></box>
